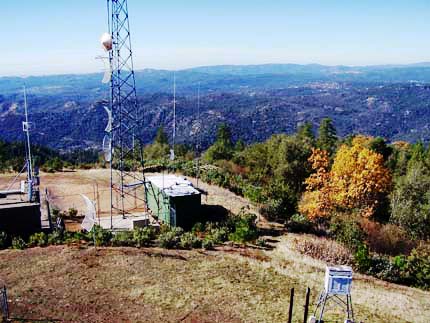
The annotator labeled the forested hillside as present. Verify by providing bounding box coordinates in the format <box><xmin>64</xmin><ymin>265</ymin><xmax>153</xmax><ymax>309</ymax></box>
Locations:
<box><xmin>1</xmin><ymin>64</ymin><xmax>430</xmax><ymax>151</ymax></box>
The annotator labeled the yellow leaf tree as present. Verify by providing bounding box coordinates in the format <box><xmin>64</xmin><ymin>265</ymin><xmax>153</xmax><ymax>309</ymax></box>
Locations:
<box><xmin>299</xmin><ymin>136</ymin><xmax>391</xmax><ymax>220</ymax></box>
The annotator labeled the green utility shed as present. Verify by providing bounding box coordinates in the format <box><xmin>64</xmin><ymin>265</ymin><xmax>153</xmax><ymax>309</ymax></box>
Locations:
<box><xmin>145</xmin><ymin>175</ymin><xmax>201</xmax><ymax>229</ymax></box>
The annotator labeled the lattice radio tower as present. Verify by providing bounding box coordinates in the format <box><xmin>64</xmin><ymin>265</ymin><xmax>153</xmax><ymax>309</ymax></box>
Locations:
<box><xmin>101</xmin><ymin>0</ymin><xmax>145</xmax><ymax>226</ymax></box>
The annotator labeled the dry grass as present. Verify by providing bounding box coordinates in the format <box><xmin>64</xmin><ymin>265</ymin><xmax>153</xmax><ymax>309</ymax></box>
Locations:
<box><xmin>1</xmin><ymin>238</ymin><xmax>429</xmax><ymax>322</ymax></box>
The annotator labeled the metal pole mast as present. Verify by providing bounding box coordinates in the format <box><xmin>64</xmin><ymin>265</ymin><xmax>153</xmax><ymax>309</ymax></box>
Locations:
<box><xmin>106</xmin><ymin>0</ymin><xmax>144</xmax><ymax>222</ymax></box>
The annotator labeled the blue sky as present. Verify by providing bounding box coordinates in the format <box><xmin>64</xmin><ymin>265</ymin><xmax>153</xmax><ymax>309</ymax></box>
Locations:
<box><xmin>1</xmin><ymin>0</ymin><xmax>429</xmax><ymax>76</ymax></box>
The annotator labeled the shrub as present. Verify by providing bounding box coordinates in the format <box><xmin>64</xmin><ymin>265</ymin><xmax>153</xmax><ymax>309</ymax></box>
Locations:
<box><xmin>192</xmin><ymin>222</ymin><xmax>205</xmax><ymax>234</ymax></box>
<box><xmin>404</xmin><ymin>244</ymin><xmax>430</xmax><ymax>289</ymax></box>
<box><xmin>202</xmin><ymin>237</ymin><xmax>214</xmax><ymax>250</ymax></box>
<box><xmin>47</xmin><ymin>230</ymin><xmax>64</xmax><ymax>245</ymax></box>
<box><xmin>330</xmin><ymin>214</ymin><xmax>365</xmax><ymax>251</ymax></box>
<box><xmin>228</xmin><ymin>213</ymin><xmax>258</xmax><ymax>243</ymax></box>
<box><xmin>287</xmin><ymin>214</ymin><xmax>314</xmax><ymax>233</ymax></box>
<box><xmin>294</xmin><ymin>237</ymin><xmax>353</xmax><ymax>266</ymax></box>
<box><xmin>354</xmin><ymin>244</ymin><xmax>372</xmax><ymax>272</ymax></box>
<box><xmin>12</xmin><ymin>237</ymin><xmax>26</xmax><ymax>250</ymax></box>
<box><xmin>256</xmin><ymin>237</ymin><xmax>268</xmax><ymax>248</ymax></box>
<box><xmin>0</xmin><ymin>231</ymin><xmax>8</xmax><ymax>249</ymax></box>
<box><xmin>207</xmin><ymin>227</ymin><xmax>229</xmax><ymax>244</ymax></box>
<box><xmin>179</xmin><ymin>232</ymin><xmax>202</xmax><ymax>249</ymax></box>
<box><xmin>159</xmin><ymin>227</ymin><xmax>183</xmax><ymax>249</ymax></box>
<box><xmin>92</xmin><ymin>225</ymin><xmax>113</xmax><ymax>247</ymax></box>
<box><xmin>133</xmin><ymin>227</ymin><xmax>154</xmax><ymax>247</ymax></box>
<box><xmin>28</xmin><ymin>232</ymin><xmax>48</xmax><ymax>247</ymax></box>
<box><xmin>112</xmin><ymin>231</ymin><xmax>134</xmax><ymax>247</ymax></box>
<box><xmin>362</xmin><ymin>220</ymin><xmax>414</xmax><ymax>255</ymax></box>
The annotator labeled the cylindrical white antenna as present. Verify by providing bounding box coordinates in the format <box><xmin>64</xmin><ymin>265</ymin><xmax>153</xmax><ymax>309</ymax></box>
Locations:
<box><xmin>173</xmin><ymin>72</ymin><xmax>176</xmax><ymax>149</ymax></box>
<box><xmin>23</xmin><ymin>86</ymin><xmax>33</xmax><ymax>182</ymax></box>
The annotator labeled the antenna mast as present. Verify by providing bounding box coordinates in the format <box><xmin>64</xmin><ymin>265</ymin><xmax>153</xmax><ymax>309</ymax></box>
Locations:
<box><xmin>104</xmin><ymin>0</ymin><xmax>145</xmax><ymax>224</ymax></box>
<box><xmin>23</xmin><ymin>86</ymin><xmax>33</xmax><ymax>184</ymax></box>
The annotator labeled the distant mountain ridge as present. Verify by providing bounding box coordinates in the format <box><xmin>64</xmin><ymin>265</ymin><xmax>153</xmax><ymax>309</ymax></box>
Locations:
<box><xmin>1</xmin><ymin>63</ymin><xmax>430</xmax><ymax>151</ymax></box>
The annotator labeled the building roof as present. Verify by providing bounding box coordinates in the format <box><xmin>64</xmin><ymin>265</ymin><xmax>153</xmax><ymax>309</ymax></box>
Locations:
<box><xmin>146</xmin><ymin>175</ymin><xmax>200</xmax><ymax>197</ymax></box>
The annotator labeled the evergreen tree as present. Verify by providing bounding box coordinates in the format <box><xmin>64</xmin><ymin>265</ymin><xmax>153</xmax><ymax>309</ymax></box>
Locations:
<box><xmin>154</xmin><ymin>126</ymin><xmax>169</xmax><ymax>145</ymax></box>
<box><xmin>297</xmin><ymin>122</ymin><xmax>315</xmax><ymax>145</ymax></box>
<box><xmin>316</xmin><ymin>118</ymin><xmax>337</xmax><ymax>155</ymax></box>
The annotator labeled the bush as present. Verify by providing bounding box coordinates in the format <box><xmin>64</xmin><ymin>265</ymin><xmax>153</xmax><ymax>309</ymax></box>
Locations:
<box><xmin>207</xmin><ymin>227</ymin><xmax>229</xmax><ymax>244</ymax></box>
<box><xmin>29</xmin><ymin>232</ymin><xmax>48</xmax><ymax>247</ymax></box>
<box><xmin>330</xmin><ymin>215</ymin><xmax>365</xmax><ymax>251</ymax></box>
<box><xmin>354</xmin><ymin>244</ymin><xmax>372</xmax><ymax>272</ymax></box>
<box><xmin>192</xmin><ymin>222</ymin><xmax>205</xmax><ymax>235</ymax></box>
<box><xmin>404</xmin><ymin>244</ymin><xmax>430</xmax><ymax>289</ymax></box>
<box><xmin>92</xmin><ymin>225</ymin><xmax>113</xmax><ymax>247</ymax></box>
<box><xmin>47</xmin><ymin>230</ymin><xmax>64</xmax><ymax>245</ymax></box>
<box><xmin>228</xmin><ymin>213</ymin><xmax>258</xmax><ymax>243</ymax></box>
<box><xmin>202</xmin><ymin>237</ymin><xmax>215</xmax><ymax>250</ymax></box>
<box><xmin>179</xmin><ymin>232</ymin><xmax>202</xmax><ymax>249</ymax></box>
<box><xmin>133</xmin><ymin>227</ymin><xmax>154</xmax><ymax>247</ymax></box>
<box><xmin>112</xmin><ymin>231</ymin><xmax>134</xmax><ymax>247</ymax></box>
<box><xmin>287</xmin><ymin>214</ymin><xmax>314</xmax><ymax>233</ymax></box>
<box><xmin>0</xmin><ymin>231</ymin><xmax>8</xmax><ymax>249</ymax></box>
<box><xmin>12</xmin><ymin>237</ymin><xmax>26</xmax><ymax>250</ymax></box>
<box><xmin>294</xmin><ymin>237</ymin><xmax>353</xmax><ymax>266</ymax></box>
<box><xmin>158</xmin><ymin>227</ymin><xmax>183</xmax><ymax>249</ymax></box>
<box><xmin>362</xmin><ymin>220</ymin><xmax>414</xmax><ymax>255</ymax></box>
<box><xmin>256</xmin><ymin>237</ymin><xmax>268</xmax><ymax>248</ymax></box>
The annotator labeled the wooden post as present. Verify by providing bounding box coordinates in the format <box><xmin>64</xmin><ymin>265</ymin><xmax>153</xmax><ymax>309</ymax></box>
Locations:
<box><xmin>303</xmin><ymin>287</ymin><xmax>310</xmax><ymax>323</ymax></box>
<box><xmin>288</xmin><ymin>287</ymin><xmax>294</xmax><ymax>323</ymax></box>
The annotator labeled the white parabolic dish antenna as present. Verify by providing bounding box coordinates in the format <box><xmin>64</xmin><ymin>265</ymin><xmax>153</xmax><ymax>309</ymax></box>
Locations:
<box><xmin>100</xmin><ymin>32</ymin><xmax>113</xmax><ymax>51</ymax></box>
<box><xmin>81</xmin><ymin>194</ymin><xmax>96</xmax><ymax>232</ymax></box>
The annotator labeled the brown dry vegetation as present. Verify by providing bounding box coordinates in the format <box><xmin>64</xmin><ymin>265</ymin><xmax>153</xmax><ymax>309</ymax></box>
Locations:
<box><xmin>1</xmin><ymin>236</ymin><xmax>430</xmax><ymax>323</ymax></box>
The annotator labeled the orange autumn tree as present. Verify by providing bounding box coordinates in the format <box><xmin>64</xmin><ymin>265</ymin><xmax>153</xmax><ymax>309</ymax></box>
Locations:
<box><xmin>299</xmin><ymin>136</ymin><xmax>391</xmax><ymax>220</ymax></box>
<box><xmin>299</xmin><ymin>148</ymin><xmax>332</xmax><ymax>220</ymax></box>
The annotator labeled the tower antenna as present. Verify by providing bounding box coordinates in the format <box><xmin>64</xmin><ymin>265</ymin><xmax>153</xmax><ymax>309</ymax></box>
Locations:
<box><xmin>102</xmin><ymin>0</ymin><xmax>145</xmax><ymax>226</ymax></box>
<box><xmin>170</xmin><ymin>72</ymin><xmax>176</xmax><ymax>161</ymax></box>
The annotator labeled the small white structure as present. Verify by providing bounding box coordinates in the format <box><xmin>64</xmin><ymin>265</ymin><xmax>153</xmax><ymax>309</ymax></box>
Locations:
<box><xmin>325</xmin><ymin>265</ymin><xmax>353</xmax><ymax>296</ymax></box>
<box><xmin>310</xmin><ymin>266</ymin><xmax>354</xmax><ymax>323</ymax></box>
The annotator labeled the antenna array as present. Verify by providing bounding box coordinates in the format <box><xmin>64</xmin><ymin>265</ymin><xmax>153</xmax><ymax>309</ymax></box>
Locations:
<box><xmin>105</xmin><ymin>0</ymin><xmax>145</xmax><ymax>224</ymax></box>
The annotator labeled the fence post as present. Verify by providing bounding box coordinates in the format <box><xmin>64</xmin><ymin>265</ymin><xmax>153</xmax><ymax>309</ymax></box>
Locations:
<box><xmin>288</xmin><ymin>287</ymin><xmax>294</xmax><ymax>323</ymax></box>
<box><xmin>303</xmin><ymin>287</ymin><xmax>310</xmax><ymax>323</ymax></box>
<box><xmin>1</xmin><ymin>285</ymin><xmax>9</xmax><ymax>321</ymax></box>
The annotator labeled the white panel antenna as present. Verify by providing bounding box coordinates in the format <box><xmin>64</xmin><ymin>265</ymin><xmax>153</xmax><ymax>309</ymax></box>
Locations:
<box><xmin>81</xmin><ymin>194</ymin><xmax>96</xmax><ymax>232</ymax></box>
<box><xmin>103</xmin><ymin>106</ymin><xmax>113</xmax><ymax>133</ymax></box>
<box><xmin>102</xmin><ymin>135</ymin><xmax>112</xmax><ymax>162</ymax></box>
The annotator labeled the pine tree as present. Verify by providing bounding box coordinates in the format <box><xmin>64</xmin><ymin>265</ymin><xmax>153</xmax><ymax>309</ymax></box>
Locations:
<box><xmin>317</xmin><ymin>118</ymin><xmax>337</xmax><ymax>155</ymax></box>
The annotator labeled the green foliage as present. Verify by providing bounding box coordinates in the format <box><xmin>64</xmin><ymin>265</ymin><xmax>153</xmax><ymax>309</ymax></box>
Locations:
<box><xmin>228</xmin><ymin>213</ymin><xmax>258</xmax><ymax>243</ymax></box>
<box><xmin>12</xmin><ymin>237</ymin><xmax>27</xmax><ymax>250</ymax></box>
<box><xmin>47</xmin><ymin>230</ymin><xmax>64</xmax><ymax>245</ymax></box>
<box><xmin>155</xmin><ymin>126</ymin><xmax>169</xmax><ymax>145</ymax></box>
<box><xmin>206</xmin><ymin>227</ymin><xmax>229</xmax><ymax>244</ymax></box>
<box><xmin>202</xmin><ymin>237</ymin><xmax>215</xmax><ymax>250</ymax></box>
<box><xmin>368</xmin><ymin>137</ymin><xmax>392</xmax><ymax>162</ymax></box>
<box><xmin>0</xmin><ymin>231</ymin><xmax>8</xmax><ymax>249</ymax></box>
<box><xmin>256</xmin><ymin>237</ymin><xmax>267</xmax><ymax>248</ymax></box>
<box><xmin>111</xmin><ymin>231</ymin><xmax>134</xmax><ymax>247</ymax></box>
<box><xmin>158</xmin><ymin>227</ymin><xmax>184</xmax><ymax>249</ymax></box>
<box><xmin>92</xmin><ymin>225</ymin><xmax>113</xmax><ymax>247</ymax></box>
<box><xmin>354</xmin><ymin>243</ymin><xmax>372</xmax><ymax>272</ymax></box>
<box><xmin>404</xmin><ymin>244</ymin><xmax>430</xmax><ymax>289</ymax></box>
<box><xmin>330</xmin><ymin>215</ymin><xmax>365</xmax><ymax>251</ymax></box>
<box><xmin>390</xmin><ymin>161</ymin><xmax>430</xmax><ymax>239</ymax></box>
<box><xmin>286</xmin><ymin>214</ymin><xmax>314</xmax><ymax>233</ymax></box>
<box><xmin>204</xmin><ymin>123</ymin><xmax>234</xmax><ymax>162</ymax></box>
<box><xmin>317</xmin><ymin>118</ymin><xmax>337</xmax><ymax>155</ymax></box>
<box><xmin>296</xmin><ymin>122</ymin><xmax>315</xmax><ymax>145</ymax></box>
<box><xmin>179</xmin><ymin>232</ymin><xmax>202</xmax><ymax>249</ymax></box>
<box><xmin>133</xmin><ymin>227</ymin><xmax>154</xmax><ymax>247</ymax></box>
<box><xmin>28</xmin><ymin>232</ymin><xmax>48</xmax><ymax>247</ymax></box>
